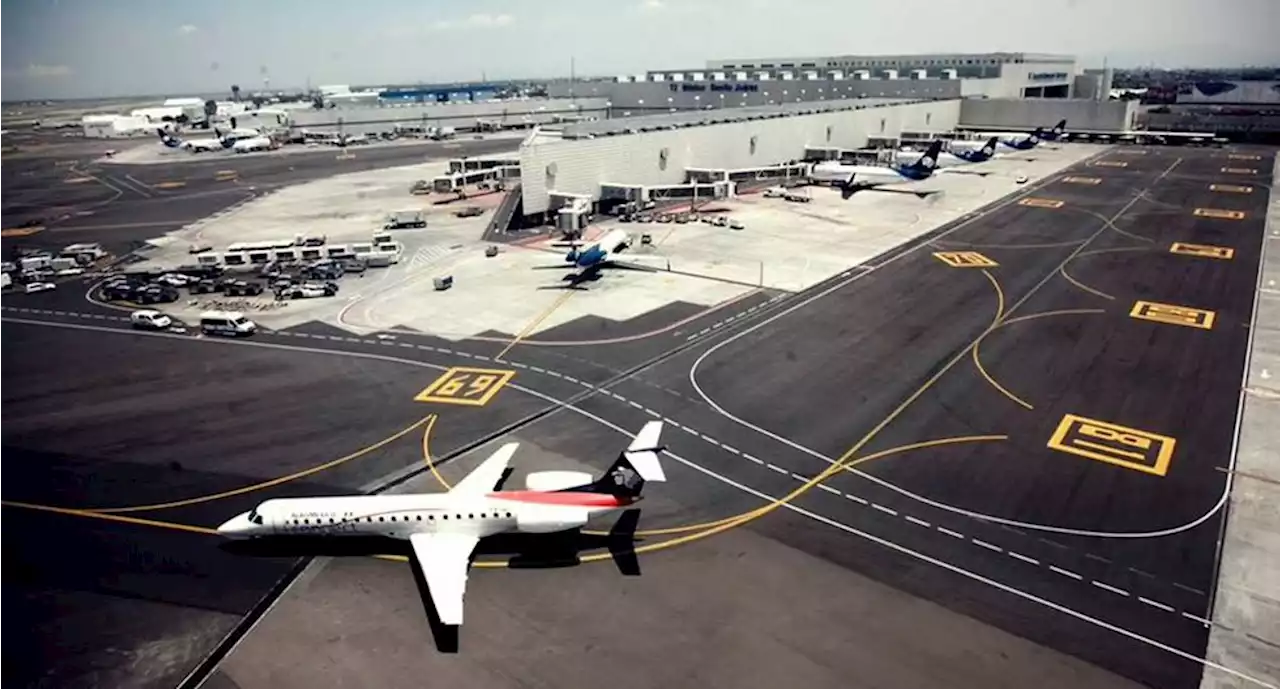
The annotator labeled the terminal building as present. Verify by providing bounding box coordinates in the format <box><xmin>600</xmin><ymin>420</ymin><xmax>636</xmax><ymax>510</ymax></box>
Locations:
<box><xmin>507</xmin><ymin>52</ymin><xmax>1138</xmax><ymax>227</ymax></box>
<box><xmin>548</xmin><ymin>52</ymin><xmax>1109</xmax><ymax>109</ymax></box>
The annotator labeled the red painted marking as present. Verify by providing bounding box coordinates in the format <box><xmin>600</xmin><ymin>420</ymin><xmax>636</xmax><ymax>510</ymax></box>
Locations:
<box><xmin>490</xmin><ymin>491</ymin><xmax>628</xmax><ymax>507</ymax></box>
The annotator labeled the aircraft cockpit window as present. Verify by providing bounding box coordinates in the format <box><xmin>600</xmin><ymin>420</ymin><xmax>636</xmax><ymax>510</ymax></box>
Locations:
<box><xmin>248</xmin><ymin>509</ymin><xmax>264</xmax><ymax>525</ymax></box>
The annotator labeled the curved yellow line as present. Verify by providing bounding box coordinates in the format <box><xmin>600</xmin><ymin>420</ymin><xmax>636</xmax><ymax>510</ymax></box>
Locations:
<box><xmin>365</xmin><ymin>433</ymin><xmax>1007</xmax><ymax>568</ymax></box>
<box><xmin>2</xmin><ymin>500</ymin><xmax>219</xmax><ymax>535</ymax></box>
<box><xmin>86</xmin><ymin>415</ymin><xmax>435</xmax><ymax>514</ymax></box>
<box><xmin>1058</xmin><ymin>264</ymin><xmax>1115</xmax><ymax>300</ymax></box>
<box><xmin>971</xmin><ymin>336</ymin><xmax>1034</xmax><ymax>410</ymax></box>
<box><xmin>423</xmin><ymin>416</ymin><xmax>452</xmax><ymax>491</ymax></box>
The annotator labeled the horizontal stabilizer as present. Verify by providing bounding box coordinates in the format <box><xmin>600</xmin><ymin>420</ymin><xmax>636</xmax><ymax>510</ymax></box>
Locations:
<box><xmin>624</xmin><ymin>421</ymin><xmax>667</xmax><ymax>482</ymax></box>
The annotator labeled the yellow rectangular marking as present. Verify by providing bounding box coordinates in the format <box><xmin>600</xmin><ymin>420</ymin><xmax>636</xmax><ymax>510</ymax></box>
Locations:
<box><xmin>1210</xmin><ymin>184</ymin><xmax>1253</xmax><ymax>194</ymax></box>
<box><xmin>1</xmin><ymin>226</ymin><xmax>45</xmax><ymax>237</ymax></box>
<box><xmin>1062</xmin><ymin>176</ymin><xmax>1102</xmax><ymax>185</ymax></box>
<box><xmin>1228</xmin><ymin>154</ymin><xmax>1261</xmax><ymax>161</ymax></box>
<box><xmin>1018</xmin><ymin>197</ymin><xmax>1065</xmax><ymax>209</ymax></box>
<box><xmin>1092</xmin><ymin>160</ymin><xmax>1129</xmax><ymax>168</ymax></box>
<box><xmin>932</xmin><ymin>251</ymin><xmax>998</xmax><ymax>268</ymax></box>
<box><xmin>1193</xmin><ymin>208</ymin><xmax>1245</xmax><ymax>220</ymax></box>
<box><xmin>414</xmin><ymin>367</ymin><xmax>516</xmax><ymax>406</ymax></box>
<box><xmin>1129</xmin><ymin>300</ymin><xmax>1216</xmax><ymax>330</ymax></box>
<box><xmin>154</xmin><ymin>181</ymin><xmax>186</xmax><ymax>189</ymax></box>
<box><xmin>1170</xmin><ymin>242</ymin><xmax>1235</xmax><ymax>260</ymax></box>
<box><xmin>1220</xmin><ymin>167</ymin><xmax>1256</xmax><ymax>174</ymax></box>
<box><xmin>1047</xmin><ymin>414</ymin><xmax>1176</xmax><ymax>476</ymax></box>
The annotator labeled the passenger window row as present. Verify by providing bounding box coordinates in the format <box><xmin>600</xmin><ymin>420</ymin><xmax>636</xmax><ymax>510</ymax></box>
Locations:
<box><xmin>289</xmin><ymin>512</ymin><xmax>515</xmax><ymax>525</ymax></box>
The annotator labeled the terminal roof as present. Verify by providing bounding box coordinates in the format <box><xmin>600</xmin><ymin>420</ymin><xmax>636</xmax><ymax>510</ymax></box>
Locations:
<box><xmin>557</xmin><ymin>97</ymin><xmax>926</xmax><ymax>139</ymax></box>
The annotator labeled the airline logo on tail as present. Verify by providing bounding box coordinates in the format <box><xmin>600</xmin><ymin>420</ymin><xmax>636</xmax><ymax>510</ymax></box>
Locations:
<box><xmin>893</xmin><ymin>140</ymin><xmax>944</xmax><ymax>180</ymax></box>
<box><xmin>1042</xmin><ymin>119</ymin><xmax>1068</xmax><ymax>141</ymax></box>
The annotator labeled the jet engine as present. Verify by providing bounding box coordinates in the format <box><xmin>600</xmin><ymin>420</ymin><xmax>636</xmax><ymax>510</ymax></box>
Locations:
<box><xmin>516</xmin><ymin>506</ymin><xmax>589</xmax><ymax>533</ymax></box>
<box><xmin>524</xmin><ymin>470</ymin><xmax>593</xmax><ymax>493</ymax></box>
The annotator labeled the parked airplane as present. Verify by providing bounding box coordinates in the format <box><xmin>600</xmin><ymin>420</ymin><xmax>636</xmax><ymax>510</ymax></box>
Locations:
<box><xmin>897</xmin><ymin>137</ymin><xmax>999</xmax><ymax>169</ymax></box>
<box><xmin>217</xmin><ymin>421</ymin><xmax>669</xmax><ymax>627</ymax></box>
<box><xmin>545</xmin><ymin>228</ymin><xmax>665</xmax><ymax>285</ymax></box>
<box><xmin>158</xmin><ymin>130</ymin><xmax>224</xmax><ymax>153</ymax></box>
<box><xmin>810</xmin><ymin>140</ymin><xmax>944</xmax><ymax>193</ymax></box>
<box><xmin>232</xmin><ymin>135</ymin><xmax>274</xmax><ymax>153</ymax></box>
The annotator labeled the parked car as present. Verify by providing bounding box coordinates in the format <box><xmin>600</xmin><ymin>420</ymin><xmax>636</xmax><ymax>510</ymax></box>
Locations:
<box><xmin>24</xmin><ymin>281</ymin><xmax>56</xmax><ymax>294</ymax></box>
<box><xmin>130</xmin><ymin>310</ymin><xmax>173</xmax><ymax>330</ymax></box>
<box><xmin>288</xmin><ymin>282</ymin><xmax>339</xmax><ymax>299</ymax></box>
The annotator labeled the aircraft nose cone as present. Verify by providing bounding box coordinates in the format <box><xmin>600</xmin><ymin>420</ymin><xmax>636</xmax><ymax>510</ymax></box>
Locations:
<box><xmin>216</xmin><ymin>512</ymin><xmax>254</xmax><ymax>538</ymax></box>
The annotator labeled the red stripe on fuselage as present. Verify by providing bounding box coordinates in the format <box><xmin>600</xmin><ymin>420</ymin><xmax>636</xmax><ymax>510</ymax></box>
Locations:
<box><xmin>490</xmin><ymin>491</ymin><xmax>630</xmax><ymax>507</ymax></box>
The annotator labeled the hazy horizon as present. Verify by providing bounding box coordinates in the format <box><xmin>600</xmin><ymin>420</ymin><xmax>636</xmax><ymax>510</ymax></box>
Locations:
<box><xmin>3</xmin><ymin>0</ymin><xmax>1278</xmax><ymax>102</ymax></box>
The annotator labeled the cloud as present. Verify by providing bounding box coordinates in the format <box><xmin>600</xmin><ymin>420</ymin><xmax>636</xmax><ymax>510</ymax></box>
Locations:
<box><xmin>177</xmin><ymin>24</ymin><xmax>198</xmax><ymax>36</ymax></box>
<box><xmin>5</xmin><ymin>64</ymin><xmax>73</xmax><ymax>79</ymax></box>
<box><xmin>429</xmin><ymin>13</ymin><xmax>515</xmax><ymax>31</ymax></box>
<box><xmin>639</xmin><ymin>0</ymin><xmax>665</xmax><ymax>10</ymax></box>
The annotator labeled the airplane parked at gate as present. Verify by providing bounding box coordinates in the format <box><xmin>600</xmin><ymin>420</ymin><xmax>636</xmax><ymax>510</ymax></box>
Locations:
<box><xmin>217</xmin><ymin>421</ymin><xmax>668</xmax><ymax>629</ymax></box>
<box><xmin>810</xmin><ymin>140</ymin><xmax>944</xmax><ymax>194</ymax></box>
<box><xmin>543</xmin><ymin>228</ymin><xmax>665</xmax><ymax>286</ymax></box>
<box><xmin>159</xmin><ymin>126</ymin><xmax>268</xmax><ymax>153</ymax></box>
<box><xmin>896</xmin><ymin>137</ymin><xmax>1000</xmax><ymax>169</ymax></box>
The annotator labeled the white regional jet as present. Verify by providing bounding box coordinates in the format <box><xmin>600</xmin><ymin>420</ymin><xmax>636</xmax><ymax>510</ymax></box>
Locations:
<box><xmin>217</xmin><ymin>421</ymin><xmax>668</xmax><ymax>627</ymax></box>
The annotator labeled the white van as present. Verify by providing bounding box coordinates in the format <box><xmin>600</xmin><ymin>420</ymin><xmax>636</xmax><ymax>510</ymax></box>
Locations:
<box><xmin>199</xmin><ymin>310</ymin><xmax>257</xmax><ymax>337</ymax></box>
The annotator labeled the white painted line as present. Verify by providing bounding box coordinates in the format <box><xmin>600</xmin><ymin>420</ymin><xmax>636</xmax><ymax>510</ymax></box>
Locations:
<box><xmin>1008</xmin><ymin>551</ymin><xmax>1040</xmax><ymax>566</ymax></box>
<box><xmin>565</xmin><ymin>376</ymin><xmax>581</xmax><ymax>384</ymax></box>
<box><xmin>905</xmin><ymin>516</ymin><xmax>932</xmax><ymax>528</ymax></box>
<box><xmin>1049</xmin><ymin>565</ymin><xmax>1084</xmax><ymax>581</ymax></box>
<box><xmin>1139</xmin><ymin>597</ymin><xmax>1176</xmax><ymax>613</ymax></box>
<box><xmin>872</xmin><ymin>504</ymin><xmax>898</xmax><ymax>517</ymax></box>
<box><xmin>1092</xmin><ymin>580</ymin><xmax>1130</xmax><ymax>597</ymax></box>
<box><xmin>723</xmin><ymin>445</ymin><xmax>741</xmax><ymax>455</ymax></box>
<box><xmin>643</xmin><ymin>408</ymin><xmax>661</xmax><ymax>418</ymax></box>
<box><xmin>455</xmin><ymin>350</ymin><xmax>472</xmax><ymax>357</ymax></box>
<box><xmin>742</xmin><ymin>454</ymin><xmax>764</xmax><ymax>465</ymax></box>
<box><xmin>817</xmin><ymin>484</ymin><xmax>840</xmax><ymax>495</ymax></box>
<box><xmin>4</xmin><ymin>315</ymin><xmax>1273</xmax><ymax>688</ymax></box>
<box><xmin>766</xmin><ymin>464</ymin><xmax>788</xmax><ymax>475</ymax></box>
<box><xmin>1182</xmin><ymin>611</ymin><xmax>1213</xmax><ymax>626</ymax></box>
<box><xmin>938</xmin><ymin>527</ymin><xmax>965</xmax><ymax>539</ymax></box>
<box><xmin>627</xmin><ymin>400</ymin><xmax>643</xmax><ymax>409</ymax></box>
<box><xmin>529</xmin><ymin>366</ymin><xmax>545</xmax><ymax>373</ymax></box>
<box><xmin>972</xmin><ymin>539</ymin><xmax>1003</xmax><ymax>553</ymax></box>
<box><xmin>1174</xmin><ymin>582</ymin><xmax>1206</xmax><ymax>596</ymax></box>
<box><xmin>844</xmin><ymin>493</ymin><xmax>868</xmax><ymax>505</ymax></box>
<box><xmin>790</xmin><ymin>472</ymin><xmax>807</xmax><ymax>480</ymax></box>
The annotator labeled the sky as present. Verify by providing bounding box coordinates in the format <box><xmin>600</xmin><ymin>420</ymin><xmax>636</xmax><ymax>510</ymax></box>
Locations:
<box><xmin>3</xmin><ymin>0</ymin><xmax>1278</xmax><ymax>101</ymax></box>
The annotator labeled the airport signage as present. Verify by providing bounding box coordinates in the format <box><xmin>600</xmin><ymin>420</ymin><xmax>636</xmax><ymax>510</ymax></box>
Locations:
<box><xmin>669</xmin><ymin>83</ymin><xmax>759</xmax><ymax>93</ymax></box>
<box><xmin>1029</xmin><ymin>72</ymin><xmax>1068</xmax><ymax>81</ymax></box>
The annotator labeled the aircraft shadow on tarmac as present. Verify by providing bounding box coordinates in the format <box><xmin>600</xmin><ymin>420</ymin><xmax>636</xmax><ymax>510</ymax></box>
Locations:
<box><xmin>217</xmin><ymin>509</ymin><xmax>644</xmax><ymax>652</ymax></box>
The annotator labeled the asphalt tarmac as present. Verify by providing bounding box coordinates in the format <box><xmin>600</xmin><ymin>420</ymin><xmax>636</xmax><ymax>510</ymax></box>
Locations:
<box><xmin>648</xmin><ymin>145</ymin><xmax>1273</xmax><ymax>689</ymax></box>
<box><xmin>3</xmin><ymin>143</ymin><xmax>1273</xmax><ymax>689</ymax></box>
<box><xmin>1</xmin><ymin>134</ymin><xmax>520</xmax><ymax>259</ymax></box>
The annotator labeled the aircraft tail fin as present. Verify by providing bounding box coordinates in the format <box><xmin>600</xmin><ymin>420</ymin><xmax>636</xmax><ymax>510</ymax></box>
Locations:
<box><xmin>158</xmin><ymin>129</ymin><xmax>181</xmax><ymax>147</ymax></box>
<box><xmin>907</xmin><ymin>140</ymin><xmax>944</xmax><ymax>174</ymax></box>
<box><xmin>1053</xmin><ymin>119</ymin><xmax>1067</xmax><ymax>135</ymax></box>
<box><xmin>577</xmin><ymin>421</ymin><xmax>667</xmax><ymax>499</ymax></box>
<box><xmin>981</xmin><ymin>136</ymin><xmax>999</xmax><ymax>157</ymax></box>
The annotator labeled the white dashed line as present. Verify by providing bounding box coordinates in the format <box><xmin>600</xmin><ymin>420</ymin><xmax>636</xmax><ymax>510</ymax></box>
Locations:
<box><xmin>1182</xmin><ymin>611</ymin><xmax>1213</xmax><ymax>626</ymax></box>
<box><xmin>844</xmin><ymin>493</ymin><xmax>868</xmax><ymax>506</ymax></box>
<box><xmin>627</xmin><ymin>400</ymin><xmax>643</xmax><ymax>409</ymax></box>
<box><xmin>742</xmin><ymin>454</ymin><xmax>764</xmax><ymax>465</ymax></box>
<box><xmin>817</xmin><ymin>484</ymin><xmax>840</xmax><ymax>495</ymax></box>
<box><xmin>871</xmin><ymin>503</ymin><xmax>898</xmax><ymax>517</ymax></box>
<box><xmin>905</xmin><ymin>516</ymin><xmax>932</xmax><ymax>528</ymax></box>
<box><xmin>1092</xmin><ymin>580</ymin><xmax>1130</xmax><ymax>597</ymax></box>
<box><xmin>766</xmin><ymin>464</ymin><xmax>788</xmax><ymax>475</ymax></box>
<box><xmin>1139</xmin><ymin>596</ymin><xmax>1176</xmax><ymax>613</ymax></box>
<box><xmin>972</xmin><ymin>538</ymin><xmax>1003</xmax><ymax>553</ymax></box>
<box><xmin>1049</xmin><ymin>565</ymin><xmax>1084</xmax><ymax>581</ymax></box>
<box><xmin>938</xmin><ymin>527</ymin><xmax>965</xmax><ymax>540</ymax></box>
<box><xmin>1008</xmin><ymin>551</ymin><xmax>1040</xmax><ymax>566</ymax></box>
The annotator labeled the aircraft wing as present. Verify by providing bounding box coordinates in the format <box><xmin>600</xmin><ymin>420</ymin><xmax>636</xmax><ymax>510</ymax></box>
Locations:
<box><xmin>409</xmin><ymin>532</ymin><xmax>480</xmax><ymax>626</ymax></box>
<box><xmin>449</xmin><ymin>442</ymin><xmax>519</xmax><ymax>495</ymax></box>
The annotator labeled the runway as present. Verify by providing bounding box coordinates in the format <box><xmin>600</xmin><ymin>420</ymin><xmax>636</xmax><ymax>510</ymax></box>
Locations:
<box><xmin>2</xmin><ymin>144</ymin><xmax>1274</xmax><ymax>689</ymax></box>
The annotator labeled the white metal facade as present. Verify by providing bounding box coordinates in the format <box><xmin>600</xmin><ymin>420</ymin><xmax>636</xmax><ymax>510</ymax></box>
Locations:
<box><xmin>289</xmin><ymin>98</ymin><xmax>609</xmax><ymax>134</ymax></box>
<box><xmin>519</xmin><ymin>99</ymin><xmax>962</xmax><ymax>214</ymax></box>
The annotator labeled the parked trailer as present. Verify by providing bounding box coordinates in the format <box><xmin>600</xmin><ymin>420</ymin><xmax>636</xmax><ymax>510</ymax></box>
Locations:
<box><xmin>386</xmin><ymin>210</ymin><xmax>427</xmax><ymax>229</ymax></box>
